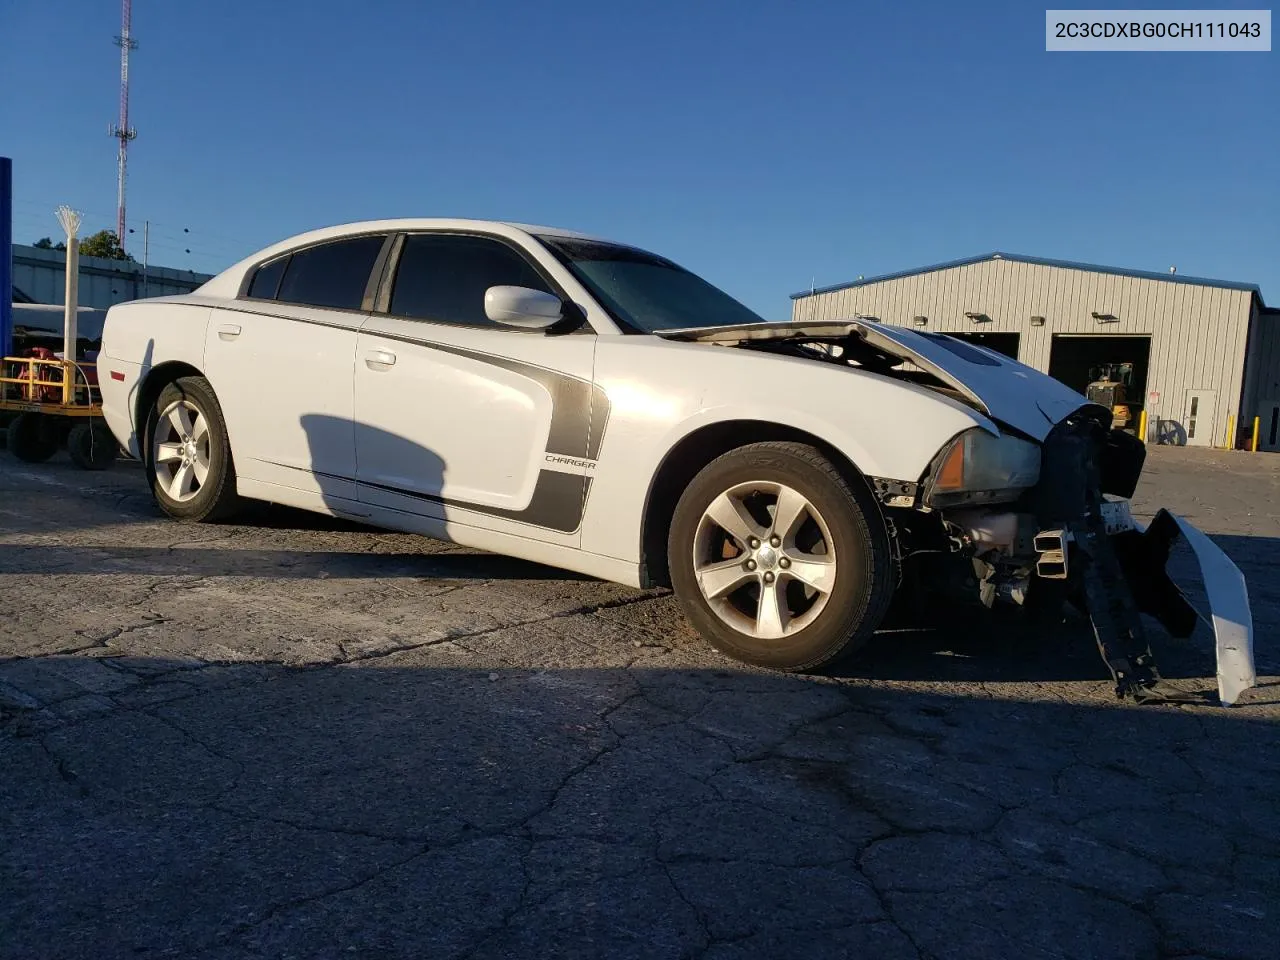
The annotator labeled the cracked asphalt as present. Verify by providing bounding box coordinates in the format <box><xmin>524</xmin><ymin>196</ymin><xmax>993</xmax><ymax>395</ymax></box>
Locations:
<box><xmin>1</xmin><ymin>445</ymin><xmax>1278</xmax><ymax>960</ymax></box>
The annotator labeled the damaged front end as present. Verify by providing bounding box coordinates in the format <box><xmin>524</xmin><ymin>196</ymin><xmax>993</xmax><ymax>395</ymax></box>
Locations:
<box><xmin>925</xmin><ymin>413</ymin><xmax>1257</xmax><ymax>706</ymax></box>
<box><xmin>661</xmin><ymin>319</ymin><xmax>1256</xmax><ymax>704</ymax></box>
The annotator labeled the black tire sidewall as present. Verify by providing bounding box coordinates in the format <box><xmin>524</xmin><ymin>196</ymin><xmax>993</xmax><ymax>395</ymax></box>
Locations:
<box><xmin>7</xmin><ymin>413</ymin><xmax>60</xmax><ymax>463</ymax></box>
<box><xmin>145</xmin><ymin>377</ymin><xmax>238</xmax><ymax>521</ymax></box>
<box><xmin>67</xmin><ymin>422</ymin><xmax>117</xmax><ymax>470</ymax></box>
<box><xmin>668</xmin><ymin>443</ymin><xmax>892</xmax><ymax>671</ymax></box>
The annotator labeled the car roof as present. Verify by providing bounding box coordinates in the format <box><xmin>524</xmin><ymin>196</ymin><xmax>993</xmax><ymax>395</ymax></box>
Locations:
<box><xmin>195</xmin><ymin>219</ymin><xmax>612</xmax><ymax>298</ymax></box>
<box><xmin>268</xmin><ymin>218</ymin><xmax>605</xmax><ymax>249</ymax></box>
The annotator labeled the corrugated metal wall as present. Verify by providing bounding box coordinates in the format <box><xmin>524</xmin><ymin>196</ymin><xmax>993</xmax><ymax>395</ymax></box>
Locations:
<box><xmin>13</xmin><ymin>245</ymin><xmax>212</xmax><ymax>309</ymax></box>
<box><xmin>1243</xmin><ymin>308</ymin><xmax>1280</xmax><ymax>450</ymax></box>
<box><xmin>792</xmin><ymin>257</ymin><xmax>1254</xmax><ymax>447</ymax></box>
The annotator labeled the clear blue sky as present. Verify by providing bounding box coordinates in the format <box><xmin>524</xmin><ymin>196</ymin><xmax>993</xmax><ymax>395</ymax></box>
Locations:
<box><xmin>3</xmin><ymin>1</ymin><xmax>1276</xmax><ymax>317</ymax></box>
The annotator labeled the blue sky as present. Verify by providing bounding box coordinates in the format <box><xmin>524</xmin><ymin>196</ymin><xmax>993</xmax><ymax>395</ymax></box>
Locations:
<box><xmin>3</xmin><ymin>1</ymin><xmax>1276</xmax><ymax>317</ymax></box>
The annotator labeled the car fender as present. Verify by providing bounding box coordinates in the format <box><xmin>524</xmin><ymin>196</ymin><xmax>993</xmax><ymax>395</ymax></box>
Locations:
<box><xmin>580</xmin><ymin>337</ymin><xmax>994</xmax><ymax>565</ymax></box>
<box><xmin>647</xmin><ymin>399</ymin><xmax>968</xmax><ymax>486</ymax></box>
<box><xmin>99</xmin><ymin>299</ymin><xmax>213</xmax><ymax>456</ymax></box>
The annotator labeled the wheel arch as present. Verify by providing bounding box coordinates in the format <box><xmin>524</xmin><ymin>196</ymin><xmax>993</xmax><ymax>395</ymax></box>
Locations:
<box><xmin>638</xmin><ymin>419</ymin><xmax>882</xmax><ymax>588</ymax></box>
<box><xmin>135</xmin><ymin>361</ymin><xmax>206</xmax><ymax>451</ymax></box>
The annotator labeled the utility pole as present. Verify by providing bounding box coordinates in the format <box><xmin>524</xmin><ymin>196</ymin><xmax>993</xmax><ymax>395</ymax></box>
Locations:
<box><xmin>1</xmin><ymin>157</ymin><xmax>12</xmax><ymax>358</ymax></box>
<box><xmin>109</xmin><ymin>0</ymin><xmax>138</xmax><ymax>251</ymax></box>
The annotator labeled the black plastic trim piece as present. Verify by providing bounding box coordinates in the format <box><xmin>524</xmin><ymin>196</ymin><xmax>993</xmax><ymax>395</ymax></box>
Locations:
<box><xmin>360</xmin><ymin>471</ymin><xmax>592</xmax><ymax>534</ymax></box>
<box><xmin>361</xmin><ymin>235</ymin><xmax>398</xmax><ymax>314</ymax></box>
<box><xmin>262</xmin><ymin>461</ymin><xmax>593</xmax><ymax>535</ymax></box>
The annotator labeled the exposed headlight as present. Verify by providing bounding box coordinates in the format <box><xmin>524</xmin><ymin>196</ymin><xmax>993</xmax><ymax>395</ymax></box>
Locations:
<box><xmin>925</xmin><ymin>428</ymin><xmax>1041</xmax><ymax>507</ymax></box>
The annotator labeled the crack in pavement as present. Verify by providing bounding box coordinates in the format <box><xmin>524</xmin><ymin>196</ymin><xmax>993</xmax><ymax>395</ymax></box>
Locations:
<box><xmin>4</xmin><ymin>450</ymin><xmax>1279</xmax><ymax>960</ymax></box>
<box><xmin>342</xmin><ymin>590</ymin><xmax>668</xmax><ymax>667</ymax></box>
<box><xmin>210</xmin><ymin>842</ymin><xmax>433</xmax><ymax>949</ymax></box>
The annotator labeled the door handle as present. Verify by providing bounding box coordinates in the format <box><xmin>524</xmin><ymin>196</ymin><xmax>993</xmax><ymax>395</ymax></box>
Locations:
<box><xmin>217</xmin><ymin>323</ymin><xmax>241</xmax><ymax>341</ymax></box>
<box><xmin>365</xmin><ymin>349</ymin><xmax>397</xmax><ymax>370</ymax></box>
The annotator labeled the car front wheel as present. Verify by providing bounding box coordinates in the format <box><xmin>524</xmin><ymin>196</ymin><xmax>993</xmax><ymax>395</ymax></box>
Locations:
<box><xmin>668</xmin><ymin>441</ymin><xmax>894</xmax><ymax>671</ymax></box>
<box><xmin>145</xmin><ymin>376</ymin><xmax>244</xmax><ymax>522</ymax></box>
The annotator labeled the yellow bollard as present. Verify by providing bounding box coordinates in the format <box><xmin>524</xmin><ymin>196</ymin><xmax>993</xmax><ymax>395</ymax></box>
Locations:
<box><xmin>1138</xmin><ymin>409</ymin><xmax>1149</xmax><ymax>443</ymax></box>
<box><xmin>1225</xmin><ymin>414</ymin><xmax>1235</xmax><ymax>450</ymax></box>
<box><xmin>1252</xmin><ymin>416</ymin><xmax>1261</xmax><ymax>452</ymax></box>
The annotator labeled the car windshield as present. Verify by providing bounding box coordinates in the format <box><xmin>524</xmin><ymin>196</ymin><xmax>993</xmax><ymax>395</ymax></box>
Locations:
<box><xmin>537</xmin><ymin>236</ymin><xmax>766</xmax><ymax>333</ymax></box>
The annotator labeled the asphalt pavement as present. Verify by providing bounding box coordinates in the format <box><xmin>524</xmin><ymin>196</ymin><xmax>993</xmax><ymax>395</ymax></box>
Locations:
<box><xmin>1</xmin><ymin>446</ymin><xmax>1277</xmax><ymax>959</ymax></box>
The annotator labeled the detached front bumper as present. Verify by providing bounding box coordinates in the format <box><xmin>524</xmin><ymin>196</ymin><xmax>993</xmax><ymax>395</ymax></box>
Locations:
<box><xmin>945</xmin><ymin>415</ymin><xmax>1257</xmax><ymax>705</ymax></box>
<box><xmin>1033</xmin><ymin>415</ymin><xmax>1256</xmax><ymax>705</ymax></box>
<box><xmin>1112</xmin><ymin>508</ymin><xmax>1256</xmax><ymax>705</ymax></box>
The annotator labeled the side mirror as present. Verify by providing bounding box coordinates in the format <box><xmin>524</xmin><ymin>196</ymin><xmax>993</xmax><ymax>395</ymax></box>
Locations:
<box><xmin>484</xmin><ymin>285</ymin><xmax>564</xmax><ymax>330</ymax></box>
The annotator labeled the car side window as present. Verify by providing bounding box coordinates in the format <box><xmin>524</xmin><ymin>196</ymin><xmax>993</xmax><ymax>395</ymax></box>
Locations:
<box><xmin>247</xmin><ymin>255</ymin><xmax>289</xmax><ymax>300</ymax></box>
<box><xmin>389</xmin><ymin>234</ymin><xmax>553</xmax><ymax>328</ymax></box>
<box><xmin>271</xmin><ymin>235</ymin><xmax>386</xmax><ymax>311</ymax></box>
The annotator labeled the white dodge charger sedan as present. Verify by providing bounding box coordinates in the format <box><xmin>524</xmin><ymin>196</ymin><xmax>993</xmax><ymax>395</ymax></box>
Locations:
<box><xmin>98</xmin><ymin>220</ymin><xmax>1255</xmax><ymax>703</ymax></box>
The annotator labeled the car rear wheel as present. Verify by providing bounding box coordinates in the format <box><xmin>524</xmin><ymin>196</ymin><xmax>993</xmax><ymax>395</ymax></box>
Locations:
<box><xmin>668</xmin><ymin>441</ymin><xmax>893</xmax><ymax>671</ymax></box>
<box><xmin>145</xmin><ymin>376</ymin><xmax>244</xmax><ymax>522</ymax></box>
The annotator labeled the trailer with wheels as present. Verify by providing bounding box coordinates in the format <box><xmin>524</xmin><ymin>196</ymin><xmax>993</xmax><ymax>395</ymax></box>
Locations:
<box><xmin>1</xmin><ymin>353</ymin><xmax>117</xmax><ymax>470</ymax></box>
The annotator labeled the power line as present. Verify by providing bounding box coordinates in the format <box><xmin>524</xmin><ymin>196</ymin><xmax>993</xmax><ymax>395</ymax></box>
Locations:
<box><xmin>12</xmin><ymin>199</ymin><xmax>248</xmax><ymax>256</ymax></box>
<box><xmin>13</xmin><ymin>214</ymin><xmax>247</xmax><ymax>271</ymax></box>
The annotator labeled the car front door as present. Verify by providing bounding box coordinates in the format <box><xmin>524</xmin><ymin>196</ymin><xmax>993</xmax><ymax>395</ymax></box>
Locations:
<box><xmin>354</xmin><ymin>233</ymin><xmax>599</xmax><ymax>546</ymax></box>
<box><xmin>204</xmin><ymin>233</ymin><xmax>389</xmax><ymax>503</ymax></box>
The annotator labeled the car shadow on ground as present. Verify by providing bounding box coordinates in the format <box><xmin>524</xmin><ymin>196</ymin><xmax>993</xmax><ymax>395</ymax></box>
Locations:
<box><xmin>1</xmin><ymin>658</ymin><xmax>1277</xmax><ymax>960</ymax></box>
<box><xmin>0</xmin><ymin>543</ymin><xmax>595</xmax><ymax>581</ymax></box>
<box><xmin>4</xmin><ymin>443</ymin><xmax>1275</xmax><ymax>691</ymax></box>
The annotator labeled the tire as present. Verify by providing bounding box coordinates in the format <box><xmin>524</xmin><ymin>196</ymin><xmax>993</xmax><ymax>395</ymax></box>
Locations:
<box><xmin>668</xmin><ymin>441</ymin><xmax>894</xmax><ymax>671</ymax></box>
<box><xmin>144</xmin><ymin>376</ymin><xmax>244</xmax><ymax>522</ymax></box>
<box><xmin>67</xmin><ymin>421</ymin><xmax>118</xmax><ymax>470</ymax></box>
<box><xmin>7</xmin><ymin>413</ymin><xmax>60</xmax><ymax>463</ymax></box>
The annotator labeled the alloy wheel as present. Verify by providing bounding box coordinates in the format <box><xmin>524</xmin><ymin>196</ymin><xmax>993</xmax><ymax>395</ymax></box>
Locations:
<box><xmin>692</xmin><ymin>480</ymin><xmax>837</xmax><ymax>639</ymax></box>
<box><xmin>153</xmin><ymin>399</ymin><xmax>211</xmax><ymax>503</ymax></box>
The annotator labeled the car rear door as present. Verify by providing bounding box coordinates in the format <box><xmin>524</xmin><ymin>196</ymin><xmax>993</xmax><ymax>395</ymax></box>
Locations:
<box><xmin>204</xmin><ymin>233</ymin><xmax>389</xmax><ymax>503</ymax></box>
<box><xmin>353</xmin><ymin>232</ymin><xmax>599</xmax><ymax>547</ymax></box>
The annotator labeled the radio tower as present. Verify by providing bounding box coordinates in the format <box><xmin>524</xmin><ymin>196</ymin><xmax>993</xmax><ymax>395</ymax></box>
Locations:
<box><xmin>109</xmin><ymin>0</ymin><xmax>138</xmax><ymax>251</ymax></box>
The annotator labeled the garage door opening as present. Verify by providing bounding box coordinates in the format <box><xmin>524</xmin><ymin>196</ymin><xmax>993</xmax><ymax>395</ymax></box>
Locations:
<box><xmin>946</xmin><ymin>332</ymin><xmax>1020</xmax><ymax>360</ymax></box>
<box><xmin>1048</xmin><ymin>334</ymin><xmax>1152</xmax><ymax>431</ymax></box>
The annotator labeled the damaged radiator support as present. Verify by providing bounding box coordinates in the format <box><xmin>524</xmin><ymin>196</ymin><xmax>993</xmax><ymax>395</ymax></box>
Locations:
<box><xmin>1035</xmin><ymin>417</ymin><xmax>1196</xmax><ymax>703</ymax></box>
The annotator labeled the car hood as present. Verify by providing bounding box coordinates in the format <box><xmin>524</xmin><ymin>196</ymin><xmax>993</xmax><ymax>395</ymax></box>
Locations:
<box><xmin>657</xmin><ymin>320</ymin><xmax>1103</xmax><ymax>441</ymax></box>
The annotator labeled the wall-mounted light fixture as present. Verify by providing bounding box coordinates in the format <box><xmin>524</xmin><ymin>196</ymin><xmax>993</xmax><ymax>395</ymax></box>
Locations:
<box><xmin>1091</xmin><ymin>311</ymin><xmax>1119</xmax><ymax>324</ymax></box>
<box><xmin>855</xmin><ymin>313</ymin><xmax>880</xmax><ymax>322</ymax></box>
<box><xmin>1030</xmin><ymin>315</ymin><xmax>1045</xmax><ymax>327</ymax></box>
<box><xmin>912</xmin><ymin>315</ymin><xmax>928</xmax><ymax>327</ymax></box>
<box><xmin>964</xmin><ymin>311</ymin><xmax>991</xmax><ymax>324</ymax></box>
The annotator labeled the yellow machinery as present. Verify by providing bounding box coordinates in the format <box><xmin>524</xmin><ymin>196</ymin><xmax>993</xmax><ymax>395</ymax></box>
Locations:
<box><xmin>1086</xmin><ymin>362</ymin><xmax>1136</xmax><ymax>432</ymax></box>
<box><xmin>0</xmin><ymin>352</ymin><xmax>117</xmax><ymax>469</ymax></box>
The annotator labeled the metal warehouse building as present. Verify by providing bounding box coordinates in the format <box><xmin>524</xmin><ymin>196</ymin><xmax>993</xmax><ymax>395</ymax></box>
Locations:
<box><xmin>12</xmin><ymin>243</ymin><xmax>212</xmax><ymax>310</ymax></box>
<box><xmin>792</xmin><ymin>252</ymin><xmax>1279</xmax><ymax>451</ymax></box>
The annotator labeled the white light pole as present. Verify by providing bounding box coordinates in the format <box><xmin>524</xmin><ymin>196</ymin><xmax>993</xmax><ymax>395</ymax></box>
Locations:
<box><xmin>55</xmin><ymin>206</ymin><xmax>83</xmax><ymax>375</ymax></box>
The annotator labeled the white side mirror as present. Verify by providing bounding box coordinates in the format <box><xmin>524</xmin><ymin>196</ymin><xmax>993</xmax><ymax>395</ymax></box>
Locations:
<box><xmin>484</xmin><ymin>285</ymin><xmax>564</xmax><ymax>330</ymax></box>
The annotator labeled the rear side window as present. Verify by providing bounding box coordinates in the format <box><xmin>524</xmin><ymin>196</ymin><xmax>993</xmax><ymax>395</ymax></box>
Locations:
<box><xmin>247</xmin><ymin>255</ymin><xmax>288</xmax><ymax>300</ymax></box>
<box><xmin>389</xmin><ymin>234</ymin><xmax>551</xmax><ymax>327</ymax></box>
<box><xmin>273</xmin><ymin>235</ymin><xmax>386</xmax><ymax>310</ymax></box>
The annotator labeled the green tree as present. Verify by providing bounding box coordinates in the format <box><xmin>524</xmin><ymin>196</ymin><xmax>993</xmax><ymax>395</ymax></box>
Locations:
<box><xmin>31</xmin><ymin>237</ymin><xmax>66</xmax><ymax>251</ymax></box>
<box><xmin>77</xmin><ymin>229</ymin><xmax>134</xmax><ymax>261</ymax></box>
